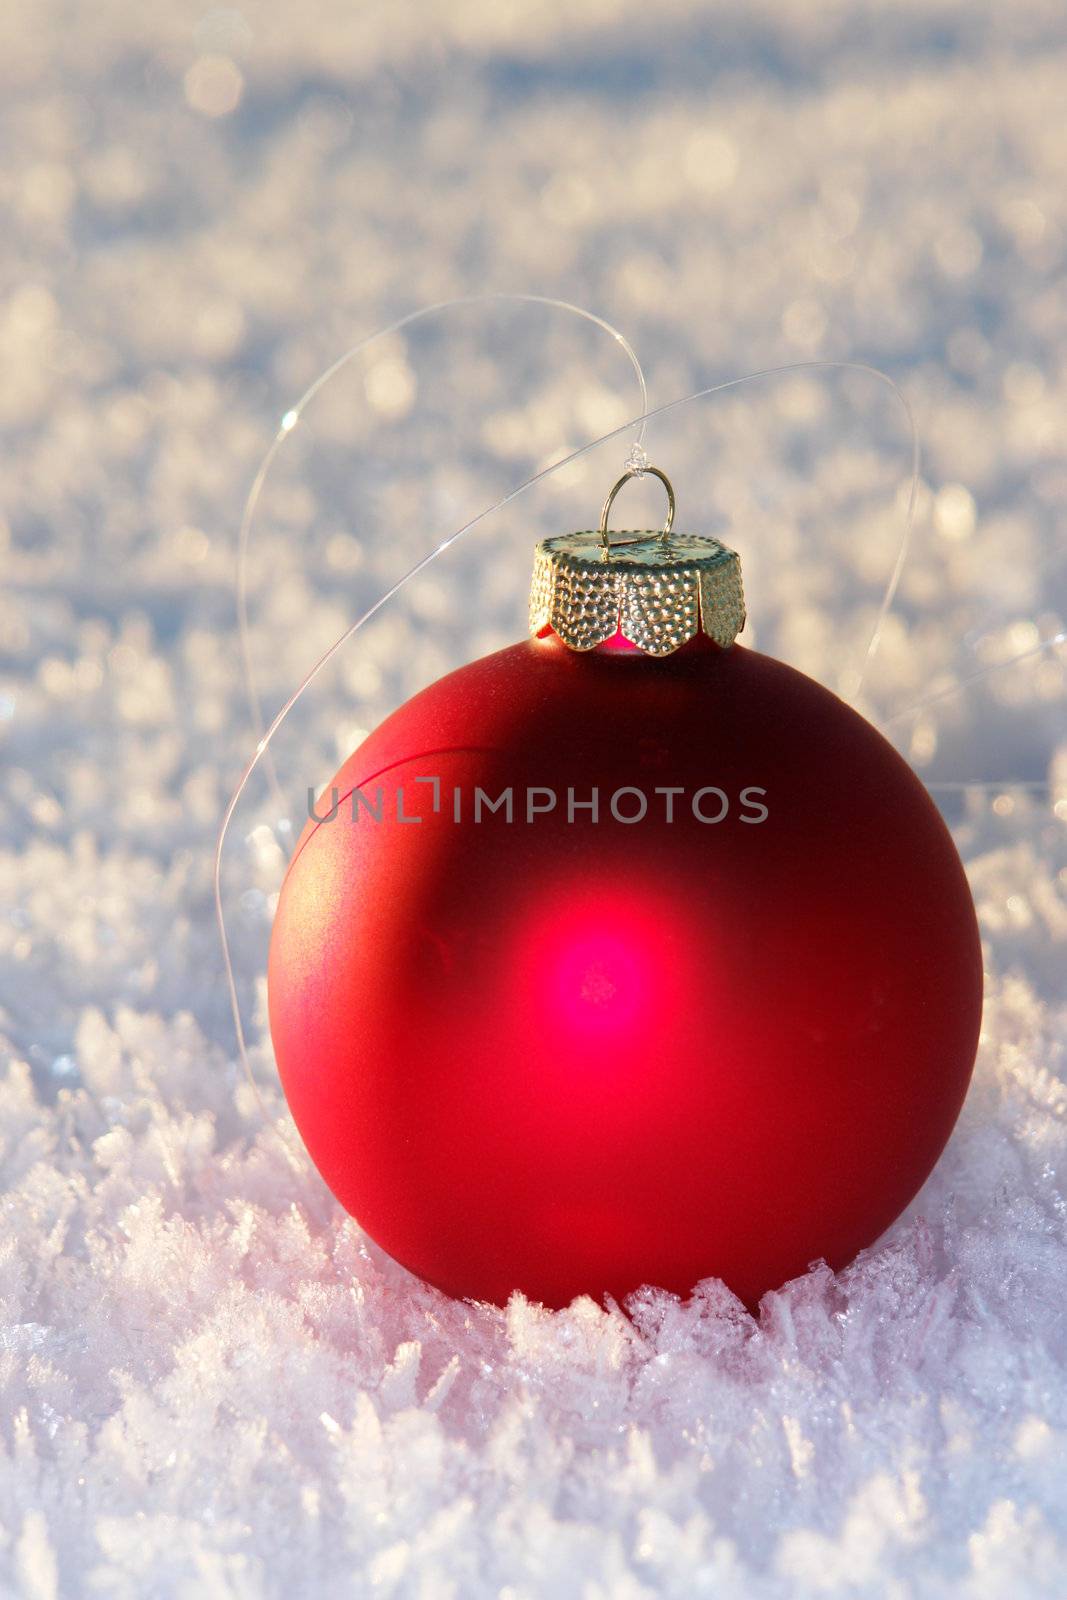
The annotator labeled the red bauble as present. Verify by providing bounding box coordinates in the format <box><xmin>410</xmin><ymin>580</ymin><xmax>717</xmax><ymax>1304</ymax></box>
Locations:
<box><xmin>268</xmin><ymin>631</ymin><xmax>982</xmax><ymax>1310</ymax></box>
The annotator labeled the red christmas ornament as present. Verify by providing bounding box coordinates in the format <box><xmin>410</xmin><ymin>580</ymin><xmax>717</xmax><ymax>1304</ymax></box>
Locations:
<box><xmin>268</xmin><ymin>467</ymin><xmax>982</xmax><ymax>1310</ymax></box>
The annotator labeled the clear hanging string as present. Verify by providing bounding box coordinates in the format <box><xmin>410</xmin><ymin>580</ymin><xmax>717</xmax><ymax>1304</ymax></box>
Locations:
<box><xmin>216</xmin><ymin>298</ymin><xmax>1061</xmax><ymax>1107</ymax></box>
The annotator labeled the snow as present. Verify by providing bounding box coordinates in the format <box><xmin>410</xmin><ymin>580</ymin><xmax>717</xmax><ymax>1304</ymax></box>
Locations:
<box><xmin>2</xmin><ymin>1</ymin><xmax>1066</xmax><ymax>1594</ymax></box>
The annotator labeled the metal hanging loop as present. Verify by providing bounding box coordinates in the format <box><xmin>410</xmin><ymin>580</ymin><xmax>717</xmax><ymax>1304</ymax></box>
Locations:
<box><xmin>598</xmin><ymin>464</ymin><xmax>676</xmax><ymax>552</ymax></box>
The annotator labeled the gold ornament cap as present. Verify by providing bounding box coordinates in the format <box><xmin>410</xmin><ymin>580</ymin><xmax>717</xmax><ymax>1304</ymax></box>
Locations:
<box><xmin>528</xmin><ymin>464</ymin><xmax>745</xmax><ymax>657</ymax></box>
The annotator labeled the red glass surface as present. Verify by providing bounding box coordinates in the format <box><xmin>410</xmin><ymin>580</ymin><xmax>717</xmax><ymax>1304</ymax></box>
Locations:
<box><xmin>268</xmin><ymin>633</ymin><xmax>983</xmax><ymax>1309</ymax></box>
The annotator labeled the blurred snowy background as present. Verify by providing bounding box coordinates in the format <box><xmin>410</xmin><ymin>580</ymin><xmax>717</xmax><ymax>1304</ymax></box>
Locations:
<box><xmin>2</xmin><ymin>0</ymin><xmax>1067</xmax><ymax>1594</ymax></box>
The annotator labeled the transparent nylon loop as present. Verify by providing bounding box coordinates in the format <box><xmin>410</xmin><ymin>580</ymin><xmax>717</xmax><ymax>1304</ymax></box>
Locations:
<box><xmin>225</xmin><ymin>292</ymin><xmax>650</xmax><ymax>1112</ymax></box>
<box><xmin>216</xmin><ymin>334</ymin><xmax>924</xmax><ymax>1103</ymax></box>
